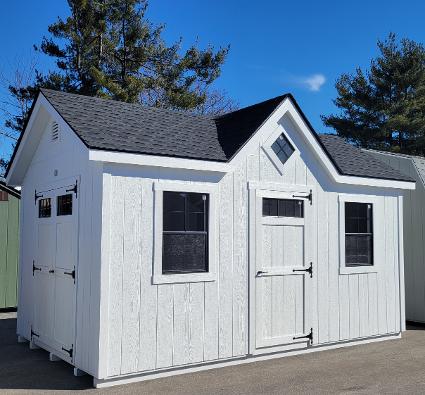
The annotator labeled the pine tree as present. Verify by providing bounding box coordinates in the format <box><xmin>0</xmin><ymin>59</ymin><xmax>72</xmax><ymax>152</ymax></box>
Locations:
<box><xmin>1</xmin><ymin>0</ymin><xmax>235</xmax><ymax>173</ymax></box>
<box><xmin>322</xmin><ymin>33</ymin><xmax>425</xmax><ymax>154</ymax></box>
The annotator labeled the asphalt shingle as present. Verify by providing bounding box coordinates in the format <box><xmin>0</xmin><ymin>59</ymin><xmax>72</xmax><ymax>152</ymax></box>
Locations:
<box><xmin>39</xmin><ymin>89</ymin><xmax>414</xmax><ymax>183</ymax></box>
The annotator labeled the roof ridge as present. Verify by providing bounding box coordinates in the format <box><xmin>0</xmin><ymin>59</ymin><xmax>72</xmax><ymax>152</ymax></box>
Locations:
<box><xmin>215</xmin><ymin>94</ymin><xmax>289</xmax><ymax>120</ymax></box>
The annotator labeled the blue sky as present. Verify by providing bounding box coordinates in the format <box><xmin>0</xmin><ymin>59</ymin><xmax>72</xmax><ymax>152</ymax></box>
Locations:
<box><xmin>1</xmin><ymin>0</ymin><xmax>425</xmax><ymax>160</ymax></box>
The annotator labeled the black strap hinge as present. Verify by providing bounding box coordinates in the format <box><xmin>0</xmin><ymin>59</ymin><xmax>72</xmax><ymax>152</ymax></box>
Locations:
<box><xmin>34</xmin><ymin>190</ymin><xmax>43</xmax><ymax>204</ymax></box>
<box><xmin>293</xmin><ymin>189</ymin><xmax>312</xmax><ymax>205</ymax></box>
<box><xmin>292</xmin><ymin>262</ymin><xmax>313</xmax><ymax>278</ymax></box>
<box><xmin>30</xmin><ymin>326</ymin><xmax>39</xmax><ymax>339</ymax></box>
<box><xmin>62</xmin><ymin>345</ymin><xmax>73</xmax><ymax>358</ymax></box>
<box><xmin>33</xmin><ymin>261</ymin><xmax>42</xmax><ymax>276</ymax></box>
<box><xmin>293</xmin><ymin>328</ymin><xmax>313</xmax><ymax>344</ymax></box>
<box><xmin>66</xmin><ymin>181</ymin><xmax>78</xmax><ymax>198</ymax></box>
<box><xmin>64</xmin><ymin>268</ymin><xmax>76</xmax><ymax>283</ymax></box>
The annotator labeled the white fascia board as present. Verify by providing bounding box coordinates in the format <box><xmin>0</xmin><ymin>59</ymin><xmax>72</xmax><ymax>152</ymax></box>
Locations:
<box><xmin>88</xmin><ymin>150</ymin><xmax>231</xmax><ymax>173</ymax></box>
<box><xmin>229</xmin><ymin>97</ymin><xmax>415</xmax><ymax>190</ymax></box>
<box><xmin>6</xmin><ymin>97</ymin><xmax>43</xmax><ymax>186</ymax></box>
<box><xmin>6</xmin><ymin>93</ymin><xmax>86</xmax><ymax>186</ymax></box>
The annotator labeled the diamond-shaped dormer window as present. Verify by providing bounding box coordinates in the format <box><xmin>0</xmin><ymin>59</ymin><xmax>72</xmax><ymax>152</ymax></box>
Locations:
<box><xmin>271</xmin><ymin>133</ymin><xmax>294</xmax><ymax>165</ymax></box>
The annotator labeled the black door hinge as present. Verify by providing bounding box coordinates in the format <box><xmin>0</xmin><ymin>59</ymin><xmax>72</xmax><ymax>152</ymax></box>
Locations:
<box><xmin>66</xmin><ymin>181</ymin><xmax>78</xmax><ymax>198</ymax></box>
<box><xmin>30</xmin><ymin>326</ymin><xmax>39</xmax><ymax>339</ymax></box>
<box><xmin>292</xmin><ymin>262</ymin><xmax>313</xmax><ymax>278</ymax></box>
<box><xmin>293</xmin><ymin>328</ymin><xmax>313</xmax><ymax>344</ymax></box>
<box><xmin>34</xmin><ymin>190</ymin><xmax>43</xmax><ymax>204</ymax></box>
<box><xmin>293</xmin><ymin>189</ymin><xmax>312</xmax><ymax>205</ymax></box>
<box><xmin>32</xmin><ymin>261</ymin><xmax>42</xmax><ymax>276</ymax></box>
<box><xmin>64</xmin><ymin>267</ymin><xmax>76</xmax><ymax>283</ymax></box>
<box><xmin>62</xmin><ymin>345</ymin><xmax>73</xmax><ymax>359</ymax></box>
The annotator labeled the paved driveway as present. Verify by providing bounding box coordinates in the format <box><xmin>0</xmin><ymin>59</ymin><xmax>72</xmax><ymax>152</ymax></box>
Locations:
<box><xmin>1</xmin><ymin>312</ymin><xmax>425</xmax><ymax>394</ymax></box>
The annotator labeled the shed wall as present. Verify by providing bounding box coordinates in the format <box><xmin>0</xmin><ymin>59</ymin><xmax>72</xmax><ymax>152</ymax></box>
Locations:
<box><xmin>368</xmin><ymin>151</ymin><xmax>425</xmax><ymax>323</ymax></box>
<box><xmin>0</xmin><ymin>192</ymin><xmax>19</xmax><ymax>308</ymax></box>
<box><xmin>100</xmin><ymin>118</ymin><xmax>403</xmax><ymax>379</ymax></box>
<box><xmin>18</xmin><ymin>115</ymin><xmax>103</xmax><ymax>376</ymax></box>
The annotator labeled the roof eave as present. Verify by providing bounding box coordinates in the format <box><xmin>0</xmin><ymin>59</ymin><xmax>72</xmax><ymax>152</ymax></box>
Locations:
<box><xmin>88</xmin><ymin>149</ymin><xmax>232</xmax><ymax>173</ymax></box>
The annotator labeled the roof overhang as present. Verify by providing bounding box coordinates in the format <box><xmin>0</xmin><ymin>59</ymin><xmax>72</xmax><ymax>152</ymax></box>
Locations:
<box><xmin>89</xmin><ymin>150</ymin><xmax>231</xmax><ymax>173</ymax></box>
<box><xmin>7</xmin><ymin>90</ymin><xmax>415</xmax><ymax>190</ymax></box>
<box><xmin>5</xmin><ymin>93</ymin><xmax>52</xmax><ymax>186</ymax></box>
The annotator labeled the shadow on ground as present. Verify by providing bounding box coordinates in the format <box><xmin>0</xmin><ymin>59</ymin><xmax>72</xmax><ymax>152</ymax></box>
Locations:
<box><xmin>0</xmin><ymin>314</ymin><xmax>92</xmax><ymax>391</ymax></box>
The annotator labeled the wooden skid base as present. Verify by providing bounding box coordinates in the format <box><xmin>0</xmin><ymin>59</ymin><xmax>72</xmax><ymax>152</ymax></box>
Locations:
<box><xmin>93</xmin><ymin>333</ymin><xmax>401</xmax><ymax>388</ymax></box>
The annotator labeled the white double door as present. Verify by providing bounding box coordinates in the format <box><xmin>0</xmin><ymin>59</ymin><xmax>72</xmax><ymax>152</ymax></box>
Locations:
<box><xmin>253</xmin><ymin>187</ymin><xmax>313</xmax><ymax>351</ymax></box>
<box><xmin>33</xmin><ymin>181</ymin><xmax>78</xmax><ymax>361</ymax></box>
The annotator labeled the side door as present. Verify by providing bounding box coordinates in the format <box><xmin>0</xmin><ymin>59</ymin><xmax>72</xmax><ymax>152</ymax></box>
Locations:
<box><xmin>51</xmin><ymin>184</ymin><xmax>78</xmax><ymax>360</ymax></box>
<box><xmin>253</xmin><ymin>187</ymin><xmax>314</xmax><ymax>351</ymax></box>
<box><xmin>33</xmin><ymin>179</ymin><xmax>78</xmax><ymax>362</ymax></box>
<box><xmin>33</xmin><ymin>190</ymin><xmax>56</xmax><ymax>344</ymax></box>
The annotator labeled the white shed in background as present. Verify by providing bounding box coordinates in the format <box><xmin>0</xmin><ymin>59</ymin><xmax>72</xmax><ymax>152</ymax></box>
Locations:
<box><xmin>6</xmin><ymin>89</ymin><xmax>415</xmax><ymax>388</ymax></box>
<box><xmin>368</xmin><ymin>150</ymin><xmax>425</xmax><ymax>323</ymax></box>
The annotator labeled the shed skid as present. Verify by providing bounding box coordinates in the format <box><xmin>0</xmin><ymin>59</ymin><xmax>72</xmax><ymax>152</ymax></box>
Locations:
<box><xmin>94</xmin><ymin>333</ymin><xmax>401</xmax><ymax>388</ymax></box>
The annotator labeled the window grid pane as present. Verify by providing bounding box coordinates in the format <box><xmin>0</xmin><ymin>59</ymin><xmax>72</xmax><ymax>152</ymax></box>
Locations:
<box><xmin>271</xmin><ymin>133</ymin><xmax>295</xmax><ymax>166</ymax></box>
<box><xmin>38</xmin><ymin>198</ymin><xmax>51</xmax><ymax>218</ymax></box>
<box><xmin>345</xmin><ymin>202</ymin><xmax>373</xmax><ymax>266</ymax></box>
<box><xmin>263</xmin><ymin>198</ymin><xmax>303</xmax><ymax>218</ymax></box>
<box><xmin>57</xmin><ymin>194</ymin><xmax>73</xmax><ymax>216</ymax></box>
<box><xmin>162</xmin><ymin>191</ymin><xmax>209</xmax><ymax>274</ymax></box>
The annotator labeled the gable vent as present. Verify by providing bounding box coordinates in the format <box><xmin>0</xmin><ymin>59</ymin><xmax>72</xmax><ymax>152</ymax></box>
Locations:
<box><xmin>51</xmin><ymin>121</ymin><xmax>59</xmax><ymax>141</ymax></box>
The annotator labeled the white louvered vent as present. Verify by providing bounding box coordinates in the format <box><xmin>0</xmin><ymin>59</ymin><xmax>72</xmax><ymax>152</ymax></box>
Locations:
<box><xmin>51</xmin><ymin>121</ymin><xmax>59</xmax><ymax>141</ymax></box>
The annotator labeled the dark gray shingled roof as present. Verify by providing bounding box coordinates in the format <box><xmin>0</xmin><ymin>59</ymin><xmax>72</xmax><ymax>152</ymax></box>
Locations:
<box><xmin>318</xmin><ymin>134</ymin><xmax>414</xmax><ymax>182</ymax></box>
<box><xmin>37</xmin><ymin>89</ymin><xmax>413</xmax><ymax>183</ymax></box>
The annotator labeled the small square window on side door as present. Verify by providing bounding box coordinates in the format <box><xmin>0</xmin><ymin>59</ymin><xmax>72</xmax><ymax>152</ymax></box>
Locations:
<box><xmin>38</xmin><ymin>198</ymin><xmax>51</xmax><ymax>218</ymax></box>
<box><xmin>57</xmin><ymin>194</ymin><xmax>73</xmax><ymax>216</ymax></box>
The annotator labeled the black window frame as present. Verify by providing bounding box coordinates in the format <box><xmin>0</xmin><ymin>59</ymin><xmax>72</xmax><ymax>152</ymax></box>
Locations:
<box><xmin>344</xmin><ymin>202</ymin><xmax>374</xmax><ymax>267</ymax></box>
<box><xmin>262</xmin><ymin>198</ymin><xmax>304</xmax><ymax>218</ymax></box>
<box><xmin>162</xmin><ymin>191</ymin><xmax>209</xmax><ymax>274</ymax></box>
<box><xmin>57</xmin><ymin>194</ymin><xmax>73</xmax><ymax>216</ymax></box>
<box><xmin>38</xmin><ymin>198</ymin><xmax>52</xmax><ymax>218</ymax></box>
<box><xmin>271</xmin><ymin>133</ymin><xmax>295</xmax><ymax>166</ymax></box>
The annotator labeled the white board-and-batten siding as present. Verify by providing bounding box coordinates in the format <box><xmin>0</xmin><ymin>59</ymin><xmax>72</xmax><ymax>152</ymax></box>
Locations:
<box><xmin>368</xmin><ymin>150</ymin><xmax>425</xmax><ymax>324</ymax></box>
<box><xmin>17</xmin><ymin>114</ymin><xmax>103</xmax><ymax>376</ymax></box>
<box><xmin>99</xmin><ymin>129</ymin><xmax>403</xmax><ymax>379</ymax></box>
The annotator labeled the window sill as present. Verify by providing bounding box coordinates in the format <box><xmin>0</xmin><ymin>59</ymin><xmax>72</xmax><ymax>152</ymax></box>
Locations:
<box><xmin>152</xmin><ymin>271</ymin><xmax>216</xmax><ymax>284</ymax></box>
<box><xmin>339</xmin><ymin>265</ymin><xmax>377</xmax><ymax>275</ymax></box>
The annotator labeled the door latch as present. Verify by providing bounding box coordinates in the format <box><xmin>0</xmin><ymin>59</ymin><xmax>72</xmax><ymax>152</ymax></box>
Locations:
<box><xmin>292</xmin><ymin>262</ymin><xmax>313</xmax><ymax>278</ymax></box>
<box><xmin>49</xmin><ymin>269</ymin><xmax>55</xmax><ymax>274</ymax></box>
<box><xmin>256</xmin><ymin>270</ymin><xmax>268</xmax><ymax>276</ymax></box>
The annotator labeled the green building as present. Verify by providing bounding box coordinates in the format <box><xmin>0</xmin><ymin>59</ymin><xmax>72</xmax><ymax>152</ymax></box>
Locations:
<box><xmin>0</xmin><ymin>181</ymin><xmax>20</xmax><ymax>309</ymax></box>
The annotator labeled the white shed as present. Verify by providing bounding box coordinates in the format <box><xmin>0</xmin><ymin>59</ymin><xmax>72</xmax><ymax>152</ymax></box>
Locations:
<box><xmin>367</xmin><ymin>150</ymin><xmax>425</xmax><ymax>324</ymax></box>
<box><xmin>6</xmin><ymin>89</ymin><xmax>415</xmax><ymax>388</ymax></box>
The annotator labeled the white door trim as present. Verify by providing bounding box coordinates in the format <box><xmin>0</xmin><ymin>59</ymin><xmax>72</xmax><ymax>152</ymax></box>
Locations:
<box><xmin>248</xmin><ymin>183</ymin><xmax>315</xmax><ymax>355</ymax></box>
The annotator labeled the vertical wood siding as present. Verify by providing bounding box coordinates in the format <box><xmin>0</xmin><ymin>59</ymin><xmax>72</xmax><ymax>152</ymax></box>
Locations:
<box><xmin>368</xmin><ymin>152</ymin><xmax>425</xmax><ymax>323</ymax></box>
<box><xmin>0</xmin><ymin>193</ymin><xmax>19</xmax><ymax>308</ymax></box>
<box><xmin>102</xmin><ymin>142</ymin><xmax>402</xmax><ymax>377</ymax></box>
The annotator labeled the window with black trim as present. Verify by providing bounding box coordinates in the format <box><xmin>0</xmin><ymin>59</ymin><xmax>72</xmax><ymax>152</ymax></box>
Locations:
<box><xmin>57</xmin><ymin>194</ymin><xmax>73</xmax><ymax>216</ymax></box>
<box><xmin>345</xmin><ymin>202</ymin><xmax>373</xmax><ymax>266</ymax></box>
<box><xmin>271</xmin><ymin>133</ymin><xmax>294</xmax><ymax>165</ymax></box>
<box><xmin>263</xmin><ymin>198</ymin><xmax>303</xmax><ymax>218</ymax></box>
<box><xmin>162</xmin><ymin>191</ymin><xmax>209</xmax><ymax>274</ymax></box>
<box><xmin>39</xmin><ymin>198</ymin><xmax>51</xmax><ymax>218</ymax></box>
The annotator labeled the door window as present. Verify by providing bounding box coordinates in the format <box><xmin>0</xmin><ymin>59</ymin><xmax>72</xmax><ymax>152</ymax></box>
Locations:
<box><xmin>38</xmin><ymin>198</ymin><xmax>52</xmax><ymax>218</ymax></box>
<box><xmin>57</xmin><ymin>194</ymin><xmax>73</xmax><ymax>216</ymax></box>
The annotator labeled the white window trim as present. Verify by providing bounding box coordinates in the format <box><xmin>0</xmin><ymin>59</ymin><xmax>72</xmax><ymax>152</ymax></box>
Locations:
<box><xmin>153</xmin><ymin>180</ymin><xmax>218</xmax><ymax>284</ymax></box>
<box><xmin>262</xmin><ymin>126</ymin><xmax>299</xmax><ymax>176</ymax></box>
<box><xmin>339</xmin><ymin>194</ymin><xmax>379</xmax><ymax>275</ymax></box>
